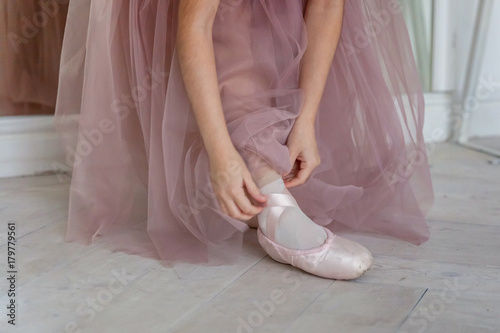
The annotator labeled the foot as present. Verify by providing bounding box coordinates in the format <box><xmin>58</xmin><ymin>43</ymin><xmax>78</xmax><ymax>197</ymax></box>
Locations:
<box><xmin>258</xmin><ymin>178</ymin><xmax>327</xmax><ymax>250</ymax></box>
<box><xmin>256</xmin><ymin>178</ymin><xmax>373</xmax><ymax>280</ymax></box>
<box><xmin>257</xmin><ymin>227</ymin><xmax>373</xmax><ymax>280</ymax></box>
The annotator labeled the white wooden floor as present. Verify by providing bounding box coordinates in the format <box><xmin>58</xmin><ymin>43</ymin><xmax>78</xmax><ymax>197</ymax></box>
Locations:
<box><xmin>1</xmin><ymin>143</ymin><xmax>499</xmax><ymax>333</ymax></box>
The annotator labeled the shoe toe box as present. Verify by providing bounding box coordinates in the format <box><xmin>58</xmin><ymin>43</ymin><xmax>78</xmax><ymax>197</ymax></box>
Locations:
<box><xmin>314</xmin><ymin>235</ymin><xmax>373</xmax><ymax>280</ymax></box>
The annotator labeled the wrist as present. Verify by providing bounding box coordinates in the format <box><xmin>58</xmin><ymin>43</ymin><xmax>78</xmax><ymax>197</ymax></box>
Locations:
<box><xmin>296</xmin><ymin>104</ymin><xmax>318</xmax><ymax>125</ymax></box>
<box><xmin>294</xmin><ymin>114</ymin><xmax>316</xmax><ymax>130</ymax></box>
<box><xmin>204</xmin><ymin>134</ymin><xmax>237</xmax><ymax>160</ymax></box>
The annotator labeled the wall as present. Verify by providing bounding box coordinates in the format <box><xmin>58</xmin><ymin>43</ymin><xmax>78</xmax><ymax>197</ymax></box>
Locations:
<box><xmin>465</xmin><ymin>0</ymin><xmax>500</xmax><ymax>138</ymax></box>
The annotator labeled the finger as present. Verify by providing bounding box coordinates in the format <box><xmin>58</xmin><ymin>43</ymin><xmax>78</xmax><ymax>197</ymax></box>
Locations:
<box><xmin>283</xmin><ymin>160</ymin><xmax>299</xmax><ymax>182</ymax></box>
<box><xmin>288</xmin><ymin>149</ymin><xmax>299</xmax><ymax>169</ymax></box>
<box><xmin>225</xmin><ymin>199</ymin><xmax>255</xmax><ymax>221</ymax></box>
<box><xmin>243</xmin><ymin>175</ymin><xmax>267</xmax><ymax>203</ymax></box>
<box><xmin>284</xmin><ymin>176</ymin><xmax>304</xmax><ymax>188</ymax></box>
<box><xmin>219</xmin><ymin>200</ymin><xmax>228</xmax><ymax>215</ymax></box>
<box><xmin>282</xmin><ymin>173</ymin><xmax>294</xmax><ymax>183</ymax></box>
<box><xmin>233</xmin><ymin>189</ymin><xmax>264</xmax><ymax>216</ymax></box>
<box><xmin>285</xmin><ymin>169</ymin><xmax>309</xmax><ymax>187</ymax></box>
<box><xmin>285</xmin><ymin>164</ymin><xmax>313</xmax><ymax>188</ymax></box>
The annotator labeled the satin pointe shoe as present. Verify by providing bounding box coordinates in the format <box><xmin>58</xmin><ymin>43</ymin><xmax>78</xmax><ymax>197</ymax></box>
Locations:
<box><xmin>257</xmin><ymin>193</ymin><xmax>373</xmax><ymax>280</ymax></box>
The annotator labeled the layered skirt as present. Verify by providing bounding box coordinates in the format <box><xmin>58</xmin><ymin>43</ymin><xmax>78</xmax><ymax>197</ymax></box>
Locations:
<box><xmin>55</xmin><ymin>0</ymin><xmax>434</xmax><ymax>263</ymax></box>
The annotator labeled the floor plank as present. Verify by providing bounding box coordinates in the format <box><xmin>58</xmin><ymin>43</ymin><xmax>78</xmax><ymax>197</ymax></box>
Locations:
<box><xmin>398</xmin><ymin>289</ymin><xmax>500</xmax><ymax>333</ymax></box>
<box><xmin>286</xmin><ymin>282</ymin><xmax>426</xmax><ymax>333</ymax></box>
<box><xmin>1</xmin><ymin>143</ymin><xmax>499</xmax><ymax>333</ymax></box>
<box><xmin>171</xmin><ymin>257</ymin><xmax>333</xmax><ymax>333</ymax></box>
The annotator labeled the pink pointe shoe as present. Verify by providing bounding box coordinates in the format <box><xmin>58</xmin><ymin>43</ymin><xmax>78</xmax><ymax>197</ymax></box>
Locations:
<box><xmin>257</xmin><ymin>193</ymin><xmax>373</xmax><ymax>280</ymax></box>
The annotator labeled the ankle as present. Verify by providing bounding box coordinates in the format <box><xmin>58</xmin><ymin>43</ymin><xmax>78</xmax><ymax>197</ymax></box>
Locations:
<box><xmin>255</xmin><ymin>170</ymin><xmax>282</xmax><ymax>188</ymax></box>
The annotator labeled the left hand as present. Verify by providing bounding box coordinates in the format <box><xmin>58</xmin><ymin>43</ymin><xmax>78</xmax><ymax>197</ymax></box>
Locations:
<box><xmin>283</xmin><ymin>119</ymin><xmax>321</xmax><ymax>188</ymax></box>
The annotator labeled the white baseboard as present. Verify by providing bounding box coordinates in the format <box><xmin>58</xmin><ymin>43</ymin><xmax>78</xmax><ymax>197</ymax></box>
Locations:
<box><xmin>422</xmin><ymin>92</ymin><xmax>454</xmax><ymax>143</ymax></box>
<box><xmin>0</xmin><ymin>92</ymin><xmax>461</xmax><ymax>179</ymax></box>
<box><xmin>0</xmin><ymin>116</ymin><xmax>65</xmax><ymax>179</ymax></box>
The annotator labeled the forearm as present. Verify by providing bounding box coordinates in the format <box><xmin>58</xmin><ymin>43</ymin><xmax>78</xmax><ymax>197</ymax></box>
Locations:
<box><xmin>298</xmin><ymin>0</ymin><xmax>345</xmax><ymax>124</ymax></box>
<box><xmin>177</xmin><ymin>0</ymin><xmax>234</xmax><ymax>157</ymax></box>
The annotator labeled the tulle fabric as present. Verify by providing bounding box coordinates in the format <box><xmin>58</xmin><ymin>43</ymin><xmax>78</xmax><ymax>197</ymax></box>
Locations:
<box><xmin>0</xmin><ymin>0</ymin><xmax>68</xmax><ymax>115</ymax></box>
<box><xmin>55</xmin><ymin>0</ymin><xmax>434</xmax><ymax>263</ymax></box>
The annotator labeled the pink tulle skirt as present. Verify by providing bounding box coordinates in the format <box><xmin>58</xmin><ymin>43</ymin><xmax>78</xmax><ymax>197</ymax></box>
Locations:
<box><xmin>55</xmin><ymin>0</ymin><xmax>434</xmax><ymax>263</ymax></box>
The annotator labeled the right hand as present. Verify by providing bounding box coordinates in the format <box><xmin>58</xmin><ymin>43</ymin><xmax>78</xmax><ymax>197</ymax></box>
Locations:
<box><xmin>208</xmin><ymin>147</ymin><xmax>267</xmax><ymax>221</ymax></box>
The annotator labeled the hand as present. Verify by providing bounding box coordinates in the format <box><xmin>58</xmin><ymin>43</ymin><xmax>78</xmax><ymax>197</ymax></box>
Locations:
<box><xmin>283</xmin><ymin>119</ymin><xmax>321</xmax><ymax>188</ymax></box>
<box><xmin>208</xmin><ymin>146</ymin><xmax>267</xmax><ymax>221</ymax></box>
